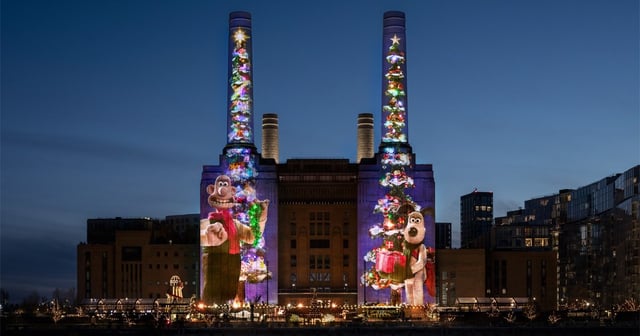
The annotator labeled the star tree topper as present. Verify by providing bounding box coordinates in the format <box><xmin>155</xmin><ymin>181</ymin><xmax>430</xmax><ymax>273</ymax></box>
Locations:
<box><xmin>234</xmin><ymin>29</ymin><xmax>248</xmax><ymax>44</ymax></box>
<box><xmin>390</xmin><ymin>34</ymin><xmax>401</xmax><ymax>45</ymax></box>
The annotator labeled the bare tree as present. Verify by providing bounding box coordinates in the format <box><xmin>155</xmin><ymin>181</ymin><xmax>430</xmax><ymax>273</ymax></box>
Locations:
<box><xmin>524</xmin><ymin>302</ymin><xmax>538</xmax><ymax>323</ymax></box>
<box><xmin>51</xmin><ymin>299</ymin><xmax>64</xmax><ymax>324</ymax></box>
<box><xmin>548</xmin><ymin>311</ymin><xmax>561</xmax><ymax>325</ymax></box>
<box><xmin>504</xmin><ymin>311</ymin><xmax>516</xmax><ymax>324</ymax></box>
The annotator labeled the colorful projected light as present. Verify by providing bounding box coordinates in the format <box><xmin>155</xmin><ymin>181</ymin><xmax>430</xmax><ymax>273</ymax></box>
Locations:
<box><xmin>228</xmin><ymin>27</ymin><xmax>253</xmax><ymax>143</ymax></box>
<box><xmin>382</xmin><ymin>34</ymin><xmax>407</xmax><ymax>143</ymax></box>
<box><xmin>362</xmin><ymin>147</ymin><xmax>416</xmax><ymax>290</ymax></box>
<box><xmin>224</xmin><ymin>148</ymin><xmax>269</xmax><ymax>284</ymax></box>
<box><xmin>200</xmin><ymin>12</ymin><xmax>269</xmax><ymax>306</ymax></box>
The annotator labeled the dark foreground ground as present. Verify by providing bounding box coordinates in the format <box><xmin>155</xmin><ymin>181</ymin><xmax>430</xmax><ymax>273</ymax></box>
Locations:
<box><xmin>3</xmin><ymin>324</ymin><xmax>639</xmax><ymax>336</ymax></box>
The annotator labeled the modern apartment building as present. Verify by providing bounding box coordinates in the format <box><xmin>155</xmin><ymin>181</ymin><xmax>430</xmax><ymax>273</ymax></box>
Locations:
<box><xmin>460</xmin><ymin>190</ymin><xmax>493</xmax><ymax>249</ymax></box>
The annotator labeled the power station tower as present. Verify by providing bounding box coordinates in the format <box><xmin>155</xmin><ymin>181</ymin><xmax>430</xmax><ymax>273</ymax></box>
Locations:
<box><xmin>359</xmin><ymin>11</ymin><xmax>436</xmax><ymax>306</ymax></box>
<box><xmin>226</xmin><ymin>11</ymin><xmax>254</xmax><ymax>148</ymax></box>
<box><xmin>379</xmin><ymin>11</ymin><xmax>410</xmax><ymax>151</ymax></box>
<box><xmin>357</xmin><ymin>113</ymin><xmax>374</xmax><ymax>163</ymax></box>
<box><xmin>201</xmin><ymin>12</ymin><xmax>272</xmax><ymax>306</ymax></box>
<box><xmin>262</xmin><ymin>113</ymin><xmax>279</xmax><ymax>163</ymax></box>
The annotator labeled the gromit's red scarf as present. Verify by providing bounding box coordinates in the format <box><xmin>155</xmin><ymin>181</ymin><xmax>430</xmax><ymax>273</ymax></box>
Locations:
<box><xmin>209</xmin><ymin>210</ymin><xmax>240</xmax><ymax>254</ymax></box>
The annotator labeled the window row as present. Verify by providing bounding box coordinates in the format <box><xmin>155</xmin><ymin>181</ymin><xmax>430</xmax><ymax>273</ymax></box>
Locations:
<box><xmin>154</xmin><ymin>251</ymin><xmax>197</xmax><ymax>257</ymax></box>
<box><xmin>289</xmin><ymin>223</ymin><xmax>352</xmax><ymax>236</ymax></box>
<box><xmin>147</xmin><ymin>264</ymin><xmax>197</xmax><ymax>270</ymax></box>
<box><xmin>289</xmin><ymin>255</ymin><xmax>350</xmax><ymax>268</ymax></box>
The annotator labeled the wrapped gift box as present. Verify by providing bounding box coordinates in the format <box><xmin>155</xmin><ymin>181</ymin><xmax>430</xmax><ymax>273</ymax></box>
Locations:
<box><xmin>376</xmin><ymin>250</ymin><xmax>406</xmax><ymax>283</ymax></box>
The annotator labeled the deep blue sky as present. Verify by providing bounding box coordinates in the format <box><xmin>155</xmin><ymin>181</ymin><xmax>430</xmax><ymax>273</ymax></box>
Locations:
<box><xmin>1</xmin><ymin>0</ymin><xmax>638</xmax><ymax>303</ymax></box>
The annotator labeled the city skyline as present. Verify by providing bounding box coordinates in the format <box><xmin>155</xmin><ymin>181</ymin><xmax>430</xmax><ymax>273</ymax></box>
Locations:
<box><xmin>1</xmin><ymin>0</ymin><xmax>638</xmax><ymax>303</ymax></box>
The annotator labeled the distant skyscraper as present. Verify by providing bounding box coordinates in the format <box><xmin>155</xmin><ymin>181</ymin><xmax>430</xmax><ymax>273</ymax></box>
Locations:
<box><xmin>460</xmin><ymin>190</ymin><xmax>493</xmax><ymax>249</ymax></box>
<box><xmin>262</xmin><ymin>113</ymin><xmax>279</xmax><ymax>163</ymax></box>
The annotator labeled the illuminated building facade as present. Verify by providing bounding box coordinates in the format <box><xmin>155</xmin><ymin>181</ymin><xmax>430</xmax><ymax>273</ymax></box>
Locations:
<box><xmin>198</xmin><ymin>10</ymin><xmax>436</xmax><ymax>306</ymax></box>
<box><xmin>358</xmin><ymin>11</ymin><xmax>436</xmax><ymax>306</ymax></box>
<box><xmin>276</xmin><ymin>159</ymin><xmax>359</xmax><ymax>306</ymax></box>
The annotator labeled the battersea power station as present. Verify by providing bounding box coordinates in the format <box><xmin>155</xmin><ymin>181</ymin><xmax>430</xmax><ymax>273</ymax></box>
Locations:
<box><xmin>77</xmin><ymin>10</ymin><xmax>437</xmax><ymax>308</ymax></box>
<box><xmin>198</xmin><ymin>10</ymin><xmax>435</xmax><ymax>307</ymax></box>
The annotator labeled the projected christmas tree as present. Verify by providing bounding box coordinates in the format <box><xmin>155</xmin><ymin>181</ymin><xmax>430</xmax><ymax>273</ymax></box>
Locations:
<box><xmin>228</xmin><ymin>28</ymin><xmax>253</xmax><ymax>143</ymax></box>
<box><xmin>361</xmin><ymin>29</ymin><xmax>435</xmax><ymax>305</ymax></box>
<box><xmin>224</xmin><ymin>148</ymin><xmax>270</xmax><ymax>285</ymax></box>
<box><xmin>362</xmin><ymin>149</ymin><xmax>416</xmax><ymax>291</ymax></box>
<box><xmin>381</xmin><ymin>34</ymin><xmax>407</xmax><ymax>144</ymax></box>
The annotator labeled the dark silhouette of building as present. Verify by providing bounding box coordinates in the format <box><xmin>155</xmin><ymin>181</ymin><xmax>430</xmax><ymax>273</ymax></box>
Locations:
<box><xmin>436</xmin><ymin>249</ymin><xmax>485</xmax><ymax>306</ymax></box>
<box><xmin>486</xmin><ymin>165</ymin><xmax>640</xmax><ymax>310</ymax></box>
<box><xmin>436</xmin><ymin>222</ymin><xmax>452</xmax><ymax>249</ymax></box>
<box><xmin>77</xmin><ymin>215</ymin><xmax>200</xmax><ymax>301</ymax></box>
<box><xmin>460</xmin><ymin>190</ymin><xmax>493</xmax><ymax>249</ymax></box>
<box><xmin>558</xmin><ymin>166</ymin><xmax>639</xmax><ymax>308</ymax></box>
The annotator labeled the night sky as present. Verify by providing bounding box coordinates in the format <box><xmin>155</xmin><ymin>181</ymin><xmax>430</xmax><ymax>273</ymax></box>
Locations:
<box><xmin>1</xmin><ymin>0</ymin><xmax>638</xmax><ymax>303</ymax></box>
